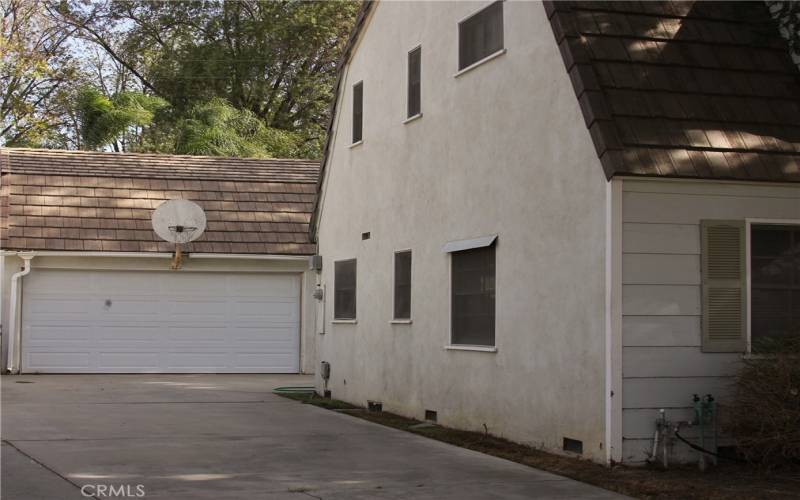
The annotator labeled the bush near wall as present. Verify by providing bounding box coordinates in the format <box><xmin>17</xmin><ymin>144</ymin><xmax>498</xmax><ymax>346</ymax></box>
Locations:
<box><xmin>724</xmin><ymin>338</ymin><xmax>800</xmax><ymax>469</ymax></box>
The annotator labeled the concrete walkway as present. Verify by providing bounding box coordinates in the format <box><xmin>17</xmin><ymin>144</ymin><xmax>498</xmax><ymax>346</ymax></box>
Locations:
<box><xmin>1</xmin><ymin>375</ymin><xmax>627</xmax><ymax>499</ymax></box>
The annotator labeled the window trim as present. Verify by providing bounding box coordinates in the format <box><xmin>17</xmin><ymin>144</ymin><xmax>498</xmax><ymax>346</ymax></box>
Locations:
<box><xmin>745</xmin><ymin>218</ymin><xmax>800</xmax><ymax>353</ymax></box>
<box><xmin>448</xmin><ymin>241</ymin><xmax>497</xmax><ymax>348</ymax></box>
<box><xmin>352</xmin><ymin>81</ymin><xmax>363</xmax><ymax>145</ymax></box>
<box><xmin>392</xmin><ymin>248</ymin><xmax>413</xmax><ymax>321</ymax></box>
<box><xmin>407</xmin><ymin>45</ymin><xmax>422</xmax><ymax>119</ymax></box>
<box><xmin>457</xmin><ymin>0</ymin><xmax>505</xmax><ymax>72</ymax></box>
<box><xmin>333</xmin><ymin>258</ymin><xmax>357</xmax><ymax>321</ymax></box>
<box><xmin>453</xmin><ymin>48</ymin><xmax>507</xmax><ymax>78</ymax></box>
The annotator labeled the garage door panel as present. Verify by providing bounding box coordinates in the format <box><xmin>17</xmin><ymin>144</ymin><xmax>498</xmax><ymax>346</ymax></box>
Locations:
<box><xmin>26</xmin><ymin>325</ymin><xmax>92</xmax><ymax>342</ymax></box>
<box><xmin>25</xmin><ymin>298</ymin><xmax>91</xmax><ymax>318</ymax></box>
<box><xmin>27</xmin><ymin>352</ymin><xmax>90</xmax><ymax>369</ymax></box>
<box><xmin>97</xmin><ymin>352</ymin><xmax>160</xmax><ymax>369</ymax></box>
<box><xmin>233</xmin><ymin>275</ymin><xmax>299</xmax><ymax>296</ymax></box>
<box><xmin>21</xmin><ymin>269</ymin><xmax>301</xmax><ymax>373</ymax></box>
<box><xmin>97</xmin><ymin>326</ymin><xmax>161</xmax><ymax>342</ymax></box>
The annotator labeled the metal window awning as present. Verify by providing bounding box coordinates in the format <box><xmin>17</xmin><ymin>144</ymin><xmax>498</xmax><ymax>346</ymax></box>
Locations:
<box><xmin>441</xmin><ymin>234</ymin><xmax>497</xmax><ymax>253</ymax></box>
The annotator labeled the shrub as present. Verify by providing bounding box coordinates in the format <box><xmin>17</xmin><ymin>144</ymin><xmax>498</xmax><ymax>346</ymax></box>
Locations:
<box><xmin>724</xmin><ymin>338</ymin><xmax>800</xmax><ymax>469</ymax></box>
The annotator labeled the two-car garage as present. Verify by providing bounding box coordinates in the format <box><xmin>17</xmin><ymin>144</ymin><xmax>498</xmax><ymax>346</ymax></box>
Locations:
<box><xmin>20</xmin><ymin>269</ymin><xmax>301</xmax><ymax>373</ymax></box>
<box><xmin>1</xmin><ymin>148</ymin><xmax>319</xmax><ymax>375</ymax></box>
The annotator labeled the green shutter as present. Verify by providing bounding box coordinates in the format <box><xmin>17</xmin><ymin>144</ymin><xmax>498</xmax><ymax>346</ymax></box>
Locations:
<box><xmin>701</xmin><ymin>220</ymin><xmax>747</xmax><ymax>353</ymax></box>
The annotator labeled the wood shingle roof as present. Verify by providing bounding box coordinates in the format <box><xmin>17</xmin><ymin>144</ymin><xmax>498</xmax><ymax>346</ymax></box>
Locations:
<box><xmin>0</xmin><ymin>148</ymin><xmax>319</xmax><ymax>255</ymax></box>
<box><xmin>546</xmin><ymin>0</ymin><xmax>800</xmax><ymax>181</ymax></box>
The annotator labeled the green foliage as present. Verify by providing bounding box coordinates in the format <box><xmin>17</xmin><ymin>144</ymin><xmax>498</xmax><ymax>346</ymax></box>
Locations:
<box><xmin>1</xmin><ymin>0</ymin><xmax>82</xmax><ymax>147</ymax></box>
<box><xmin>55</xmin><ymin>0</ymin><xmax>360</xmax><ymax>158</ymax></box>
<box><xmin>175</xmin><ymin>98</ymin><xmax>303</xmax><ymax>158</ymax></box>
<box><xmin>76</xmin><ymin>86</ymin><xmax>167</xmax><ymax>150</ymax></box>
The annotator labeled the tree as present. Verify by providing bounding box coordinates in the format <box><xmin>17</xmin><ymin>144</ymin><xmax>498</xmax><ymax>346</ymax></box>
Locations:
<box><xmin>75</xmin><ymin>85</ymin><xmax>168</xmax><ymax>151</ymax></box>
<box><xmin>54</xmin><ymin>0</ymin><xmax>359</xmax><ymax>158</ymax></box>
<box><xmin>1</xmin><ymin>0</ymin><xmax>82</xmax><ymax>147</ymax></box>
<box><xmin>175</xmin><ymin>97</ymin><xmax>304</xmax><ymax>158</ymax></box>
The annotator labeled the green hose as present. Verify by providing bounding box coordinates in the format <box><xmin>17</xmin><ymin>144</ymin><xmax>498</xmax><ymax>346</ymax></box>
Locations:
<box><xmin>273</xmin><ymin>385</ymin><xmax>316</xmax><ymax>394</ymax></box>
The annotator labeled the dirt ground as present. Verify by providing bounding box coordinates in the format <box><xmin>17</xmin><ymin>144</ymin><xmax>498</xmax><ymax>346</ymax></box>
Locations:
<box><xmin>279</xmin><ymin>392</ymin><xmax>800</xmax><ymax>500</ymax></box>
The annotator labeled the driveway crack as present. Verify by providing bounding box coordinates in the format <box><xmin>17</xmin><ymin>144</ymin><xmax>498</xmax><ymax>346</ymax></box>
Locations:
<box><xmin>2</xmin><ymin>439</ymin><xmax>99</xmax><ymax>499</ymax></box>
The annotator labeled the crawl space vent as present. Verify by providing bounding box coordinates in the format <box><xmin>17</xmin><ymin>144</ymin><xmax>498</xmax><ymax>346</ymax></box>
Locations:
<box><xmin>563</xmin><ymin>437</ymin><xmax>583</xmax><ymax>455</ymax></box>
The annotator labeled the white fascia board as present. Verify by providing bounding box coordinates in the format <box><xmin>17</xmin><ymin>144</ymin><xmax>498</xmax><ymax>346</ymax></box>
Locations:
<box><xmin>0</xmin><ymin>251</ymin><xmax>309</xmax><ymax>261</ymax></box>
<box><xmin>441</xmin><ymin>234</ymin><xmax>497</xmax><ymax>253</ymax></box>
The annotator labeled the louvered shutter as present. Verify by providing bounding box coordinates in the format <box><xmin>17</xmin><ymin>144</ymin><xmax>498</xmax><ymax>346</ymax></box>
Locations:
<box><xmin>701</xmin><ymin>220</ymin><xmax>747</xmax><ymax>352</ymax></box>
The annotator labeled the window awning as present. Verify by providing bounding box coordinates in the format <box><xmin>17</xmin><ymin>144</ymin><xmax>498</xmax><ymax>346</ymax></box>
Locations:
<box><xmin>441</xmin><ymin>234</ymin><xmax>497</xmax><ymax>253</ymax></box>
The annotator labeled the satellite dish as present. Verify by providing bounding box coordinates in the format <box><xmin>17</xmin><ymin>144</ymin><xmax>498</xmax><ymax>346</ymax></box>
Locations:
<box><xmin>152</xmin><ymin>199</ymin><xmax>207</xmax><ymax>244</ymax></box>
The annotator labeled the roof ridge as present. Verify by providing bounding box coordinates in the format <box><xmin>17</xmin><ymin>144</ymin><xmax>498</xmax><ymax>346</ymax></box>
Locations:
<box><xmin>2</xmin><ymin>147</ymin><xmax>319</xmax><ymax>164</ymax></box>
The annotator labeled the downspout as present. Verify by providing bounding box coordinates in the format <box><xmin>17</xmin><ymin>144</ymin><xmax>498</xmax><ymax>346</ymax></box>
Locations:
<box><xmin>6</xmin><ymin>254</ymin><xmax>33</xmax><ymax>374</ymax></box>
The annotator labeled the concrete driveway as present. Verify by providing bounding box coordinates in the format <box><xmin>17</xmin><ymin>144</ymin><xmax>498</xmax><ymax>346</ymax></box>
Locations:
<box><xmin>1</xmin><ymin>375</ymin><xmax>626</xmax><ymax>499</ymax></box>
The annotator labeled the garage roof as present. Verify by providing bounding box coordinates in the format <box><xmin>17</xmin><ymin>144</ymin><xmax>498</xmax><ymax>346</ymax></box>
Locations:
<box><xmin>0</xmin><ymin>148</ymin><xmax>319</xmax><ymax>255</ymax></box>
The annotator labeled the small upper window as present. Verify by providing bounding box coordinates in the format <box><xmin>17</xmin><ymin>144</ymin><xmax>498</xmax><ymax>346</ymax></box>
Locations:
<box><xmin>334</xmin><ymin>259</ymin><xmax>357</xmax><ymax>320</ymax></box>
<box><xmin>407</xmin><ymin>47</ymin><xmax>421</xmax><ymax>118</ymax></box>
<box><xmin>458</xmin><ymin>1</ymin><xmax>504</xmax><ymax>70</ymax></box>
<box><xmin>750</xmin><ymin>225</ymin><xmax>800</xmax><ymax>352</ymax></box>
<box><xmin>451</xmin><ymin>244</ymin><xmax>496</xmax><ymax>346</ymax></box>
<box><xmin>352</xmin><ymin>82</ymin><xmax>363</xmax><ymax>143</ymax></box>
<box><xmin>394</xmin><ymin>250</ymin><xmax>412</xmax><ymax>319</ymax></box>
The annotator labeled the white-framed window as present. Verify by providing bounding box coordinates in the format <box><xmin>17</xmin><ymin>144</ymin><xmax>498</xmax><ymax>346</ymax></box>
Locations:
<box><xmin>352</xmin><ymin>81</ymin><xmax>363</xmax><ymax>144</ymax></box>
<box><xmin>334</xmin><ymin>259</ymin><xmax>357</xmax><ymax>320</ymax></box>
<box><xmin>450</xmin><ymin>243</ymin><xmax>496</xmax><ymax>347</ymax></box>
<box><xmin>393</xmin><ymin>250</ymin><xmax>412</xmax><ymax>320</ymax></box>
<box><xmin>747</xmin><ymin>219</ymin><xmax>800</xmax><ymax>353</ymax></box>
<box><xmin>458</xmin><ymin>1</ymin><xmax>504</xmax><ymax>71</ymax></box>
<box><xmin>407</xmin><ymin>46</ymin><xmax>421</xmax><ymax>118</ymax></box>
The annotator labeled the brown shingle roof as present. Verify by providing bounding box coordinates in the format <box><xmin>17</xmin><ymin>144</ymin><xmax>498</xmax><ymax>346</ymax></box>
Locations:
<box><xmin>0</xmin><ymin>148</ymin><xmax>319</xmax><ymax>255</ymax></box>
<box><xmin>546</xmin><ymin>1</ymin><xmax>800</xmax><ymax>182</ymax></box>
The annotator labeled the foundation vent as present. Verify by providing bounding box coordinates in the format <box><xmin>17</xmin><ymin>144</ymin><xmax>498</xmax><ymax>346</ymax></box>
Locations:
<box><xmin>362</xmin><ymin>231</ymin><xmax>371</xmax><ymax>240</ymax></box>
<box><xmin>563</xmin><ymin>437</ymin><xmax>583</xmax><ymax>455</ymax></box>
<box><xmin>425</xmin><ymin>410</ymin><xmax>437</xmax><ymax>422</ymax></box>
<box><xmin>367</xmin><ymin>401</ymin><xmax>382</xmax><ymax>412</ymax></box>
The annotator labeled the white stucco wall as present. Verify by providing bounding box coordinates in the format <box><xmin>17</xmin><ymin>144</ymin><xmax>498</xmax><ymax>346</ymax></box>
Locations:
<box><xmin>619</xmin><ymin>177</ymin><xmax>800</xmax><ymax>463</ymax></box>
<box><xmin>0</xmin><ymin>253</ymin><xmax>317</xmax><ymax>374</ymax></box>
<box><xmin>315</xmin><ymin>1</ymin><xmax>609</xmax><ymax>461</ymax></box>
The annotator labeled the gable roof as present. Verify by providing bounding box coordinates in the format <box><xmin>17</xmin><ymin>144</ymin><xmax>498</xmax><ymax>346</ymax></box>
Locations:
<box><xmin>0</xmin><ymin>148</ymin><xmax>319</xmax><ymax>255</ymax></box>
<box><xmin>546</xmin><ymin>0</ymin><xmax>800</xmax><ymax>182</ymax></box>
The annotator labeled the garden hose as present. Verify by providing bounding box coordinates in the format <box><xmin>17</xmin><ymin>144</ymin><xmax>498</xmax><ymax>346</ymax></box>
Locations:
<box><xmin>273</xmin><ymin>385</ymin><xmax>316</xmax><ymax>394</ymax></box>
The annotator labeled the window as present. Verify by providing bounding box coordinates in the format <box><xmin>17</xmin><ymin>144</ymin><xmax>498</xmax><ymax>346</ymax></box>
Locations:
<box><xmin>451</xmin><ymin>245</ymin><xmax>495</xmax><ymax>346</ymax></box>
<box><xmin>750</xmin><ymin>225</ymin><xmax>800</xmax><ymax>351</ymax></box>
<box><xmin>334</xmin><ymin>259</ymin><xmax>357</xmax><ymax>320</ymax></box>
<box><xmin>352</xmin><ymin>82</ymin><xmax>363</xmax><ymax>144</ymax></box>
<box><xmin>407</xmin><ymin>47</ymin><xmax>421</xmax><ymax>118</ymax></box>
<box><xmin>394</xmin><ymin>250</ymin><xmax>412</xmax><ymax>319</ymax></box>
<box><xmin>458</xmin><ymin>1</ymin><xmax>504</xmax><ymax>70</ymax></box>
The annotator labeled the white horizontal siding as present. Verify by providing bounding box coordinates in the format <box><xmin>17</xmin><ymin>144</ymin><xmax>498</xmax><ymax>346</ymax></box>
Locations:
<box><xmin>623</xmin><ymin>377</ymin><xmax>734</xmax><ymax>409</ymax></box>
<box><xmin>622</xmin><ymin>254</ymin><xmax>700</xmax><ymax>285</ymax></box>
<box><xmin>619</xmin><ymin>178</ymin><xmax>800</xmax><ymax>463</ymax></box>
<box><xmin>622</xmin><ymin>223</ymin><xmax>700</xmax><ymax>254</ymax></box>
<box><xmin>623</xmin><ymin>316</ymin><xmax>701</xmax><ymax>347</ymax></box>
<box><xmin>623</xmin><ymin>347</ymin><xmax>739</xmax><ymax>378</ymax></box>
<box><xmin>622</xmin><ymin>285</ymin><xmax>700</xmax><ymax>316</ymax></box>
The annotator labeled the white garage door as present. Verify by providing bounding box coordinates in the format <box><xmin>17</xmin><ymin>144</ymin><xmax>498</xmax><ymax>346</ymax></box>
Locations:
<box><xmin>20</xmin><ymin>270</ymin><xmax>301</xmax><ymax>373</ymax></box>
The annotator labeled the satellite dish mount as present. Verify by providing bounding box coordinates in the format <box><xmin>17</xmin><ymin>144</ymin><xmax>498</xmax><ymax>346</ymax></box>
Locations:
<box><xmin>151</xmin><ymin>199</ymin><xmax>207</xmax><ymax>270</ymax></box>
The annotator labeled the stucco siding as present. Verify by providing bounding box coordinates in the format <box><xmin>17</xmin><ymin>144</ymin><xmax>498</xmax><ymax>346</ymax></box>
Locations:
<box><xmin>620</xmin><ymin>177</ymin><xmax>800</xmax><ymax>463</ymax></box>
<box><xmin>315</xmin><ymin>1</ymin><xmax>609</xmax><ymax>461</ymax></box>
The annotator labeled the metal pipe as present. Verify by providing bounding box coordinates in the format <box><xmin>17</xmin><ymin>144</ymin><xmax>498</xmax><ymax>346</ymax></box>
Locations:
<box><xmin>6</xmin><ymin>254</ymin><xmax>34</xmax><ymax>373</ymax></box>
